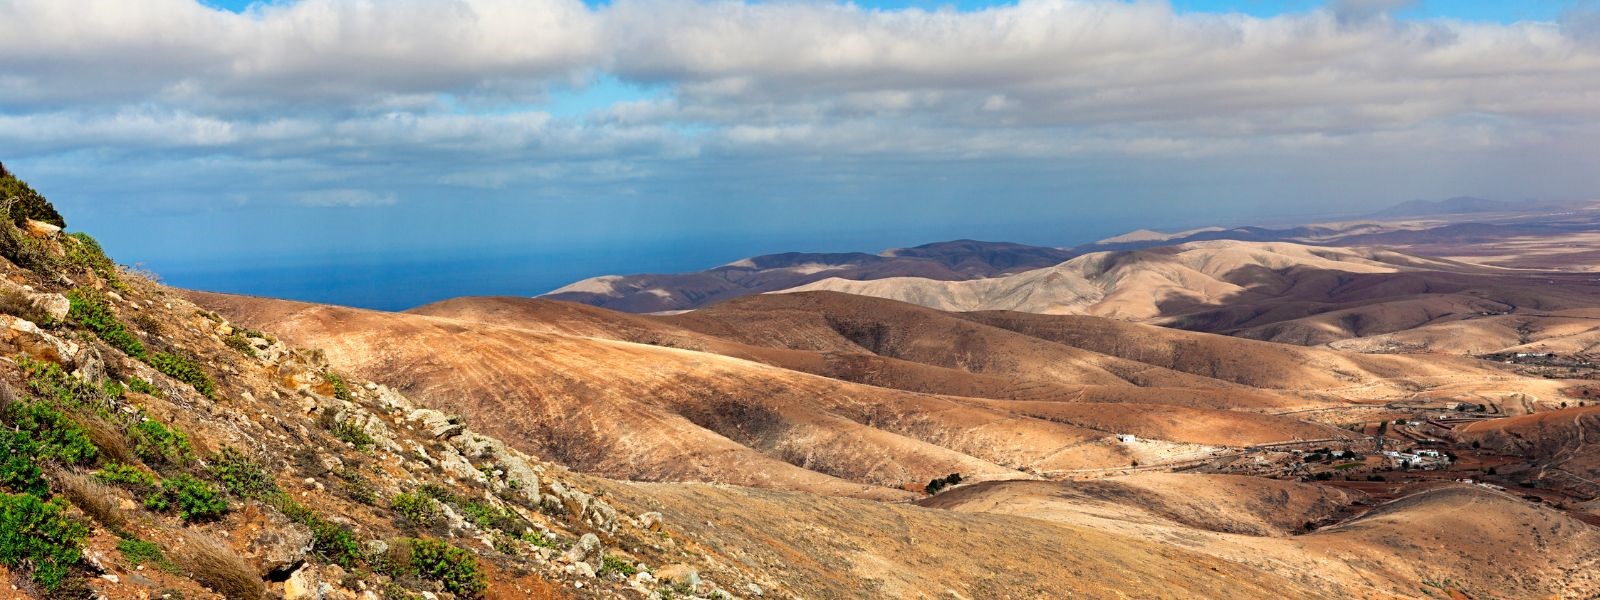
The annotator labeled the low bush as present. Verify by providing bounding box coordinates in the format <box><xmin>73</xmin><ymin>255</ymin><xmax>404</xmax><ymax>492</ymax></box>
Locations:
<box><xmin>460</xmin><ymin>500</ymin><xmax>525</xmax><ymax>533</ymax></box>
<box><xmin>150</xmin><ymin>352</ymin><xmax>215</xmax><ymax>399</ymax></box>
<box><xmin>400</xmin><ymin>537</ymin><xmax>488</xmax><ymax>599</ymax></box>
<box><xmin>67</xmin><ymin>289</ymin><xmax>146</xmax><ymax>360</ymax></box>
<box><xmin>94</xmin><ymin>462</ymin><xmax>160</xmax><ymax>495</ymax></box>
<box><xmin>20</xmin><ymin>357</ymin><xmax>106</xmax><ymax>410</ymax></box>
<box><xmin>126</xmin><ymin>378</ymin><xmax>161</xmax><ymax>397</ymax></box>
<box><xmin>222</xmin><ymin>334</ymin><xmax>257</xmax><ymax>358</ymax></box>
<box><xmin>326</xmin><ymin>417</ymin><xmax>374</xmax><ymax>450</ymax></box>
<box><xmin>5</xmin><ymin>399</ymin><xmax>97</xmax><ymax>466</ymax></box>
<box><xmin>0</xmin><ymin>493</ymin><xmax>88</xmax><ymax>592</ymax></box>
<box><xmin>391</xmin><ymin>491</ymin><xmax>440</xmax><ymax>528</ymax></box>
<box><xmin>599</xmin><ymin>553</ymin><xmax>638</xmax><ymax>578</ymax></box>
<box><xmin>63</xmin><ymin>232</ymin><xmax>125</xmax><ymax>291</ymax></box>
<box><xmin>267</xmin><ymin>493</ymin><xmax>364</xmax><ymax>568</ymax></box>
<box><xmin>0</xmin><ymin>429</ymin><xmax>48</xmax><ymax>496</ymax></box>
<box><xmin>0</xmin><ymin>169</ymin><xmax>66</xmax><ymax>227</ymax></box>
<box><xmin>127</xmin><ymin>418</ymin><xmax>193</xmax><ymax>468</ymax></box>
<box><xmin>208</xmin><ymin>447</ymin><xmax>275</xmax><ymax>498</ymax></box>
<box><xmin>326</xmin><ymin>372</ymin><xmax>353</xmax><ymax>402</ymax></box>
<box><xmin>149</xmin><ymin>474</ymin><xmax>227</xmax><ymax>523</ymax></box>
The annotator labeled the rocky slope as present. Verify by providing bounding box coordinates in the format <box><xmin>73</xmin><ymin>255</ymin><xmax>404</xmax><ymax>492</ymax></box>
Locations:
<box><xmin>4</xmin><ymin>166</ymin><xmax>1599</xmax><ymax>599</ymax></box>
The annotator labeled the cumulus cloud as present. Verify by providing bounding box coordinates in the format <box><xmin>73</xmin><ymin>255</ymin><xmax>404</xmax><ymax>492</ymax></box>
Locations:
<box><xmin>1</xmin><ymin>0</ymin><xmax>1598</xmax><ymax>215</ymax></box>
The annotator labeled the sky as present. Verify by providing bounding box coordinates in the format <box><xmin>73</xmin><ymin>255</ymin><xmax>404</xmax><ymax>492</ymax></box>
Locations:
<box><xmin>3</xmin><ymin>0</ymin><xmax>1600</xmax><ymax>309</ymax></box>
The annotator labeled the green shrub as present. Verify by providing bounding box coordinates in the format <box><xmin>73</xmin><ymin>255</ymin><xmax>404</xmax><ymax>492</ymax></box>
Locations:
<box><xmin>150</xmin><ymin>474</ymin><xmax>227</xmax><ymax>523</ymax></box>
<box><xmin>209</xmin><ymin>448</ymin><xmax>275</xmax><ymax>498</ymax></box>
<box><xmin>0</xmin><ymin>493</ymin><xmax>88</xmax><ymax>591</ymax></box>
<box><xmin>391</xmin><ymin>492</ymin><xmax>439</xmax><ymax>528</ymax></box>
<box><xmin>403</xmin><ymin>538</ymin><xmax>487</xmax><ymax>599</ymax></box>
<box><xmin>150</xmin><ymin>352</ymin><xmax>215</xmax><ymax>399</ymax></box>
<box><xmin>116</xmin><ymin>537</ymin><xmax>176</xmax><ymax>572</ymax></box>
<box><xmin>600</xmin><ymin>553</ymin><xmax>638</xmax><ymax>578</ymax></box>
<box><xmin>222</xmin><ymin>334</ymin><xmax>257</xmax><ymax>358</ymax></box>
<box><xmin>126</xmin><ymin>378</ymin><xmax>161</xmax><ymax>397</ymax></box>
<box><xmin>94</xmin><ymin>463</ymin><xmax>160</xmax><ymax>495</ymax></box>
<box><xmin>20</xmin><ymin>356</ymin><xmax>104</xmax><ymax>410</ymax></box>
<box><xmin>0</xmin><ymin>168</ymin><xmax>66</xmax><ymax>227</ymax></box>
<box><xmin>67</xmin><ymin>289</ymin><xmax>146</xmax><ymax>360</ymax></box>
<box><xmin>127</xmin><ymin>418</ymin><xmax>193</xmax><ymax>468</ymax></box>
<box><xmin>5</xmin><ymin>399</ymin><xmax>97</xmax><ymax>466</ymax></box>
<box><xmin>460</xmin><ymin>500</ymin><xmax>524</xmax><ymax>533</ymax></box>
<box><xmin>63</xmin><ymin>232</ymin><xmax>125</xmax><ymax>291</ymax></box>
<box><xmin>326</xmin><ymin>372</ymin><xmax>353</xmax><ymax>402</ymax></box>
<box><xmin>339</xmin><ymin>470</ymin><xmax>377</xmax><ymax>506</ymax></box>
<box><xmin>0</xmin><ymin>429</ymin><xmax>47</xmax><ymax>496</ymax></box>
<box><xmin>327</xmin><ymin>417</ymin><xmax>374</xmax><ymax>450</ymax></box>
<box><xmin>266</xmin><ymin>493</ymin><xmax>364</xmax><ymax>568</ymax></box>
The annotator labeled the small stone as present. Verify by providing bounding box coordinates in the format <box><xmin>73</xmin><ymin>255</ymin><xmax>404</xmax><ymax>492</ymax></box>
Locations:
<box><xmin>100</xmin><ymin>574</ymin><xmax>120</xmax><ymax>584</ymax></box>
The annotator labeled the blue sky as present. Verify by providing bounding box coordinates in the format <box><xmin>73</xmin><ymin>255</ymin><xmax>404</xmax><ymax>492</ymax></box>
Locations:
<box><xmin>6</xmin><ymin>0</ymin><xmax>1600</xmax><ymax>309</ymax></box>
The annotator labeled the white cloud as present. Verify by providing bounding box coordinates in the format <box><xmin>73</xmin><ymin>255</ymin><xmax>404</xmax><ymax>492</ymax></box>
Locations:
<box><xmin>1</xmin><ymin>0</ymin><xmax>1599</xmax><ymax>214</ymax></box>
<box><xmin>295</xmin><ymin>188</ymin><xmax>398</xmax><ymax>207</ymax></box>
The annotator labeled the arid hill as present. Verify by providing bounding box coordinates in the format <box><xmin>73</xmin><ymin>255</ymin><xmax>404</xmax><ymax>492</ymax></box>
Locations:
<box><xmin>541</xmin><ymin>239</ymin><xmax>1076</xmax><ymax>313</ymax></box>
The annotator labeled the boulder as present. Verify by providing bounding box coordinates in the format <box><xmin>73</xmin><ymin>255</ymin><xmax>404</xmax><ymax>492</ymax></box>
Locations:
<box><xmin>23</xmin><ymin>219</ymin><xmax>61</xmax><ymax>239</ymax></box>
<box><xmin>247</xmin><ymin>509</ymin><xmax>314</xmax><ymax>578</ymax></box>
<box><xmin>407</xmin><ymin>408</ymin><xmax>465</xmax><ymax>438</ymax></box>
<box><xmin>655</xmin><ymin>564</ymin><xmax>701</xmax><ymax>591</ymax></box>
<box><xmin>283</xmin><ymin>564</ymin><xmax>322</xmax><ymax>600</ymax></box>
<box><xmin>562</xmin><ymin>533</ymin><xmax>603</xmax><ymax>571</ymax></box>
<box><xmin>0</xmin><ymin>314</ymin><xmax>77</xmax><ymax>365</ymax></box>
<box><xmin>639</xmin><ymin>512</ymin><xmax>665</xmax><ymax>532</ymax></box>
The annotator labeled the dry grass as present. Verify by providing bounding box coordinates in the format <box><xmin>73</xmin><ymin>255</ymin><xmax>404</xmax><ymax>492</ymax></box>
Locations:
<box><xmin>0</xmin><ymin>285</ymin><xmax>49</xmax><ymax>324</ymax></box>
<box><xmin>76</xmin><ymin>412</ymin><xmax>136</xmax><ymax>465</ymax></box>
<box><xmin>172</xmin><ymin>528</ymin><xmax>266</xmax><ymax>599</ymax></box>
<box><xmin>53</xmin><ymin>469</ymin><xmax>132</xmax><ymax>534</ymax></box>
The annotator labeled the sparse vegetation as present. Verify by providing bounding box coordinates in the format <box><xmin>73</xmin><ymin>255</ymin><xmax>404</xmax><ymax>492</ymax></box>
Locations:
<box><xmin>208</xmin><ymin>447</ymin><xmax>276</xmax><ymax>498</ymax></box>
<box><xmin>126</xmin><ymin>377</ymin><xmax>161</xmax><ymax>397</ymax></box>
<box><xmin>600</xmin><ymin>553</ymin><xmax>639</xmax><ymax>578</ymax></box>
<box><xmin>326</xmin><ymin>372</ymin><xmax>353</xmax><ymax>401</ymax></box>
<box><xmin>223</xmin><ymin>333</ymin><xmax>257</xmax><ymax>358</ymax></box>
<box><xmin>394</xmin><ymin>537</ymin><xmax>488</xmax><ymax>599</ymax></box>
<box><xmin>117</xmin><ymin>537</ymin><xmax>177</xmax><ymax>572</ymax></box>
<box><xmin>392</xmin><ymin>491</ymin><xmax>441</xmax><ymax>528</ymax></box>
<box><xmin>327</xmin><ymin>416</ymin><xmax>375</xmax><ymax>450</ymax></box>
<box><xmin>0</xmin><ymin>493</ymin><xmax>88</xmax><ymax>592</ymax></box>
<box><xmin>0</xmin><ymin>285</ymin><xmax>52</xmax><ymax>325</ymax></box>
<box><xmin>67</xmin><ymin>288</ymin><xmax>147</xmax><ymax>360</ymax></box>
<box><xmin>63</xmin><ymin>231</ymin><xmax>125</xmax><ymax>291</ymax></box>
<box><xmin>171</xmin><ymin>528</ymin><xmax>267</xmax><ymax>600</ymax></box>
<box><xmin>268</xmin><ymin>493</ymin><xmax>365</xmax><ymax>568</ymax></box>
<box><xmin>150</xmin><ymin>351</ymin><xmax>216</xmax><ymax>399</ymax></box>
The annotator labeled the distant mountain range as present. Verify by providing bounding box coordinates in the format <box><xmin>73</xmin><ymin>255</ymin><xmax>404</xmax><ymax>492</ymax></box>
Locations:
<box><xmin>543</xmin><ymin>198</ymin><xmax>1600</xmax><ymax>313</ymax></box>
<box><xmin>542</xmin><ymin>239</ymin><xmax>1077</xmax><ymax>312</ymax></box>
